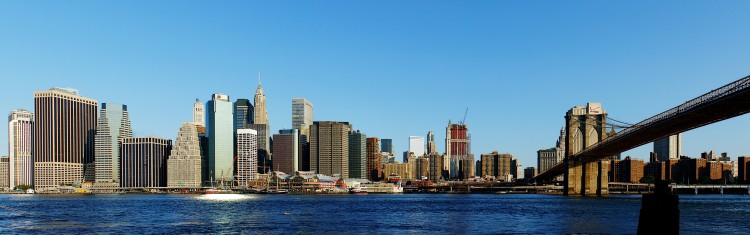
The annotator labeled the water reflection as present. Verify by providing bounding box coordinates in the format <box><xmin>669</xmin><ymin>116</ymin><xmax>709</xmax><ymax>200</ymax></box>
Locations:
<box><xmin>196</xmin><ymin>194</ymin><xmax>255</xmax><ymax>201</ymax></box>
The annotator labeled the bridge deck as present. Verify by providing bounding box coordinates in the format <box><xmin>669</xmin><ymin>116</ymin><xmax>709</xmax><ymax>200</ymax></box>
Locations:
<box><xmin>536</xmin><ymin>75</ymin><xmax>750</xmax><ymax>180</ymax></box>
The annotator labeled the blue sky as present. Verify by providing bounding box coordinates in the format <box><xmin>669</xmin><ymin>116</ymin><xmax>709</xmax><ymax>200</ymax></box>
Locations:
<box><xmin>1</xmin><ymin>1</ymin><xmax>750</xmax><ymax>169</ymax></box>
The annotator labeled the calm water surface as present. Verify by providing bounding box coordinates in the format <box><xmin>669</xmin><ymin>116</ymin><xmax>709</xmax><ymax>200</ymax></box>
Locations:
<box><xmin>0</xmin><ymin>193</ymin><xmax>748</xmax><ymax>234</ymax></box>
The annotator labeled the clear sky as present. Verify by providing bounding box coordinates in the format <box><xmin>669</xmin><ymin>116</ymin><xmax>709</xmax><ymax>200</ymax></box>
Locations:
<box><xmin>2</xmin><ymin>1</ymin><xmax>750</xmax><ymax>169</ymax></box>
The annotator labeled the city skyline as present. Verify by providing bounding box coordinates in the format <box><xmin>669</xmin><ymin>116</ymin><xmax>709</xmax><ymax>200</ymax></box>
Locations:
<box><xmin>3</xmin><ymin>2</ymin><xmax>750</xmax><ymax>170</ymax></box>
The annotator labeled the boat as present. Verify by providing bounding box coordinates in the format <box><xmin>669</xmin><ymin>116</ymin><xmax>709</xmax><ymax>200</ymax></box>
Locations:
<box><xmin>350</xmin><ymin>187</ymin><xmax>368</xmax><ymax>195</ymax></box>
<box><xmin>26</xmin><ymin>189</ymin><xmax>35</xmax><ymax>194</ymax></box>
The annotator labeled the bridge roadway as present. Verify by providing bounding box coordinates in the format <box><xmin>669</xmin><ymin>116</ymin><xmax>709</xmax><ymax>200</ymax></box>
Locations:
<box><xmin>535</xmin><ymin>75</ymin><xmax>750</xmax><ymax>181</ymax></box>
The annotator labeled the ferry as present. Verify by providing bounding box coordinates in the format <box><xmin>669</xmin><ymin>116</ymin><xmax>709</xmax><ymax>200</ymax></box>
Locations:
<box><xmin>205</xmin><ymin>188</ymin><xmax>233</xmax><ymax>194</ymax></box>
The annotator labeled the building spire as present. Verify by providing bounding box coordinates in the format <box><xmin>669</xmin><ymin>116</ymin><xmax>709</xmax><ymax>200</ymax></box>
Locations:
<box><xmin>258</xmin><ymin>72</ymin><xmax>262</xmax><ymax>86</ymax></box>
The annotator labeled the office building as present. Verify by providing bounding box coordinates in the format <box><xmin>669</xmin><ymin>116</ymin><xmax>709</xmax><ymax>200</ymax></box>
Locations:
<box><xmin>207</xmin><ymin>94</ymin><xmax>234</xmax><ymax>181</ymax></box>
<box><xmin>292</xmin><ymin>98</ymin><xmax>314</xmax><ymax>137</ymax></box>
<box><xmin>193</xmin><ymin>99</ymin><xmax>205</xmax><ymax>127</ymax></box>
<box><xmin>738</xmin><ymin>156</ymin><xmax>750</xmax><ymax>183</ymax></box>
<box><xmin>381</xmin><ymin>139</ymin><xmax>394</xmax><ymax>155</ymax></box>
<box><xmin>481</xmin><ymin>151</ymin><xmax>516</xmax><ymax>180</ymax></box>
<box><xmin>273</xmin><ymin>129</ymin><xmax>299</xmax><ymax>174</ymax></box>
<box><xmin>33</xmin><ymin>88</ymin><xmax>97</xmax><ymax>191</ymax></box>
<box><xmin>446</xmin><ymin>122</ymin><xmax>471</xmax><ymax>179</ymax></box>
<box><xmin>8</xmin><ymin>109</ymin><xmax>34</xmax><ymax>189</ymax></box>
<box><xmin>610</xmin><ymin>157</ymin><xmax>645</xmax><ymax>183</ymax></box>
<box><xmin>167</xmin><ymin>123</ymin><xmax>203</xmax><ymax>188</ymax></box>
<box><xmin>234</xmin><ymin>99</ymin><xmax>254</xmax><ymax>130</ymax></box>
<box><xmin>366</xmin><ymin>137</ymin><xmax>382</xmax><ymax>181</ymax></box>
<box><xmin>524</xmin><ymin>167</ymin><xmax>537</xmax><ymax>180</ymax></box>
<box><xmin>383</xmin><ymin>162</ymin><xmax>415</xmax><ymax>181</ymax></box>
<box><xmin>415</xmin><ymin>157</ymin><xmax>430</xmax><ymax>180</ymax></box>
<box><xmin>249</xmin><ymin>124</ymin><xmax>270</xmax><ymax>152</ymax></box>
<box><xmin>426</xmin><ymin>131</ymin><xmax>436</xmax><ymax>155</ymax></box>
<box><xmin>0</xmin><ymin>157</ymin><xmax>8</xmax><ymax>190</ymax></box>
<box><xmin>94</xmin><ymin>103</ymin><xmax>132</xmax><ymax>186</ymax></box>
<box><xmin>654</xmin><ymin>134</ymin><xmax>682</xmax><ymax>162</ymax></box>
<box><xmin>537</xmin><ymin>127</ymin><xmax>565</xmax><ymax>175</ymax></box>
<box><xmin>236</xmin><ymin>129</ymin><xmax>258</xmax><ymax>188</ymax></box>
<box><xmin>310</xmin><ymin>121</ymin><xmax>351</xmax><ymax>179</ymax></box>
<box><xmin>198</xmin><ymin>126</ymin><xmax>209</xmax><ymax>185</ymax></box>
<box><xmin>254</xmin><ymin>81</ymin><xmax>269</xmax><ymax>126</ymax></box>
<box><xmin>120</xmin><ymin>137</ymin><xmax>172</xmax><ymax>188</ymax></box>
<box><xmin>348</xmin><ymin>130</ymin><xmax>366</xmax><ymax>179</ymax></box>
<box><xmin>409</xmin><ymin>136</ymin><xmax>425</xmax><ymax>157</ymax></box>
<box><xmin>428</xmin><ymin>153</ymin><xmax>445</xmax><ymax>182</ymax></box>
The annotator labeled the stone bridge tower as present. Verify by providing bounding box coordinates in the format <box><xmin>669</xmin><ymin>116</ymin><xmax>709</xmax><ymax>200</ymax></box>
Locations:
<box><xmin>564</xmin><ymin>102</ymin><xmax>609</xmax><ymax>195</ymax></box>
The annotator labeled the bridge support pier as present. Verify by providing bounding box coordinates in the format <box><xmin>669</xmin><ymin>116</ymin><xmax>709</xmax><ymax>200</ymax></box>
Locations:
<box><xmin>564</xmin><ymin>159</ymin><xmax>608</xmax><ymax>196</ymax></box>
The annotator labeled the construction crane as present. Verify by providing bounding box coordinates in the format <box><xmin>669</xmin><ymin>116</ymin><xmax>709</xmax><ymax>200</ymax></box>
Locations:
<box><xmin>461</xmin><ymin>108</ymin><xmax>469</xmax><ymax>124</ymax></box>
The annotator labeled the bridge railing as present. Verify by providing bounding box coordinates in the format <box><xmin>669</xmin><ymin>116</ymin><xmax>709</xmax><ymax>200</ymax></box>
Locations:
<box><xmin>576</xmin><ymin>75</ymin><xmax>750</xmax><ymax>156</ymax></box>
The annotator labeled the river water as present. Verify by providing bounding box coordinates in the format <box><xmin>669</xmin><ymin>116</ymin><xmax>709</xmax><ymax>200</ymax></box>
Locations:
<box><xmin>0</xmin><ymin>194</ymin><xmax>747</xmax><ymax>234</ymax></box>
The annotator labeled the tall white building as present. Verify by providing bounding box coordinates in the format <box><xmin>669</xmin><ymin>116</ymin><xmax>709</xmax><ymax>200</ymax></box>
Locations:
<box><xmin>8</xmin><ymin>109</ymin><xmax>34</xmax><ymax>189</ymax></box>
<box><xmin>654</xmin><ymin>134</ymin><xmax>682</xmax><ymax>162</ymax></box>
<box><xmin>94</xmin><ymin>103</ymin><xmax>132</xmax><ymax>185</ymax></box>
<box><xmin>167</xmin><ymin>123</ymin><xmax>203</xmax><ymax>188</ymax></box>
<box><xmin>409</xmin><ymin>136</ymin><xmax>426</xmax><ymax>157</ymax></box>
<box><xmin>236</xmin><ymin>129</ymin><xmax>258</xmax><ymax>188</ymax></box>
<box><xmin>292</xmin><ymin>98</ymin><xmax>314</xmax><ymax>137</ymax></box>
<box><xmin>193</xmin><ymin>99</ymin><xmax>205</xmax><ymax>127</ymax></box>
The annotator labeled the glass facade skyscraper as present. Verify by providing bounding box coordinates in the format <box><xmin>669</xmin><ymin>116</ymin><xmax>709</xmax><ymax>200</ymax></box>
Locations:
<box><xmin>94</xmin><ymin>103</ymin><xmax>132</xmax><ymax>185</ymax></box>
<box><xmin>207</xmin><ymin>94</ymin><xmax>234</xmax><ymax>181</ymax></box>
<box><xmin>234</xmin><ymin>99</ymin><xmax>253</xmax><ymax>131</ymax></box>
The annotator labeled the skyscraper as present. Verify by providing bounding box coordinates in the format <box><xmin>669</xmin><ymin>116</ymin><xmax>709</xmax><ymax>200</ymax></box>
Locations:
<box><xmin>348</xmin><ymin>130</ymin><xmax>366</xmax><ymax>179</ymax></box>
<box><xmin>310</xmin><ymin>121</ymin><xmax>351</xmax><ymax>178</ymax></box>
<box><xmin>409</xmin><ymin>136</ymin><xmax>426</xmax><ymax>157</ymax></box>
<box><xmin>236</xmin><ymin>129</ymin><xmax>258</xmax><ymax>188</ymax></box>
<box><xmin>381</xmin><ymin>139</ymin><xmax>394</xmax><ymax>155</ymax></box>
<box><xmin>273</xmin><ymin>129</ymin><xmax>299</xmax><ymax>174</ymax></box>
<box><xmin>207</xmin><ymin>94</ymin><xmax>234</xmax><ymax>181</ymax></box>
<box><xmin>120</xmin><ymin>137</ymin><xmax>172</xmax><ymax>188</ymax></box>
<box><xmin>292</xmin><ymin>98</ymin><xmax>314</xmax><ymax>137</ymax></box>
<box><xmin>426</xmin><ymin>131</ymin><xmax>436</xmax><ymax>155</ymax></box>
<box><xmin>167</xmin><ymin>123</ymin><xmax>203</xmax><ymax>188</ymax></box>
<box><xmin>654</xmin><ymin>134</ymin><xmax>682</xmax><ymax>162</ymax></box>
<box><xmin>254</xmin><ymin>81</ymin><xmax>269</xmax><ymax>125</ymax></box>
<box><xmin>366</xmin><ymin>137</ymin><xmax>382</xmax><ymax>181</ymax></box>
<box><xmin>33</xmin><ymin>88</ymin><xmax>97</xmax><ymax>192</ymax></box>
<box><xmin>537</xmin><ymin>127</ymin><xmax>565</xmax><ymax>180</ymax></box>
<box><xmin>8</xmin><ymin>109</ymin><xmax>34</xmax><ymax>189</ymax></box>
<box><xmin>193</xmin><ymin>99</ymin><xmax>205</xmax><ymax>127</ymax></box>
<box><xmin>94</xmin><ymin>103</ymin><xmax>132</xmax><ymax>186</ymax></box>
<box><xmin>233</xmin><ymin>99</ymin><xmax>254</xmax><ymax>131</ymax></box>
<box><xmin>446</xmin><ymin>122</ymin><xmax>470</xmax><ymax>180</ymax></box>
<box><xmin>0</xmin><ymin>157</ymin><xmax>8</xmax><ymax>190</ymax></box>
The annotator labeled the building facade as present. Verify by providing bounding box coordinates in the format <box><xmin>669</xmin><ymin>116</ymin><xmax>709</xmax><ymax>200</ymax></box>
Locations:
<box><xmin>380</xmin><ymin>139</ymin><xmax>394</xmax><ymax>155</ymax></box>
<box><xmin>409</xmin><ymin>136</ymin><xmax>425</xmax><ymax>157</ymax></box>
<box><xmin>273</xmin><ymin>129</ymin><xmax>299</xmax><ymax>174</ymax></box>
<box><xmin>254</xmin><ymin>82</ymin><xmax>269</xmax><ymax>126</ymax></box>
<box><xmin>654</xmin><ymin>134</ymin><xmax>682</xmax><ymax>162</ymax></box>
<box><xmin>310</xmin><ymin>121</ymin><xmax>351</xmax><ymax>179</ymax></box>
<box><xmin>120</xmin><ymin>137</ymin><xmax>172</xmax><ymax>188</ymax></box>
<box><xmin>207</xmin><ymin>94</ymin><xmax>234</xmax><ymax>181</ymax></box>
<box><xmin>446</xmin><ymin>123</ymin><xmax>471</xmax><ymax>179</ymax></box>
<box><xmin>481</xmin><ymin>151</ymin><xmax>517</xmax><ymax>181</ymax></box>
<box><xmin>348</xmin><ymin>131</ymin><xmax>367</xmax><ymax>179</ymax></box>
<box><xmin>426</xmin><ymin>131</ymin><xmax>436</xmax><ymax>155</ymax></box>
<box><xmin>428</xmin><ymin>153</ymin><xmax>445</xmax><ymax>182</ymax></box>
<box><xmin>0</xmin><ymin>157</ymin><xmax>8</xmax><ymax>190</ymax></box>
<box><xmin>167</xmin><ymin>123</ymin><xmax>203</xmax><ymax>188</ymax></box>
<box><xmin>524</xmin><ymin>167</ymin><xmax>538</xmax><ymax>180</ymax></box>
<box><xmin>236</xmin><ymin>129</ymin><xmax>258</xmax><ymax>188</ymax></box>
<box><xmin>8</xmin><ymin>109</ymin><xmax>34</xmax><ymax>189</ymax></box>
<box><xmin>33</xmin><ymin>88</ymin><xmax>98</xmax><ymax>191</ymax></box>
<box><xmin>94</xmin><ymin>103</ymin><xmax>132</xmax><ymax>185</ymax></box>
<box><xmin>193</xmin><ymin>99</ymin><xmax>205</xmax><ymax>127</ymax></box>
<box><xmin>233</xmin><ymin>99</ymin><xmax>254</xmax><ymax>131</ymax></box>
<box><xmin>366</xmin><ymin>137</ymin><xmax>382</xmax><ymax>181</ymax></box>
<box><xmin>537</xmin><ymin>127</ymin><xmax>565</xmax><ymax>181</ymax></box>
<box><xmin>292</xmin><ymin>98</ymin><xmax>313</xmax><ymax>137</ymax></box>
